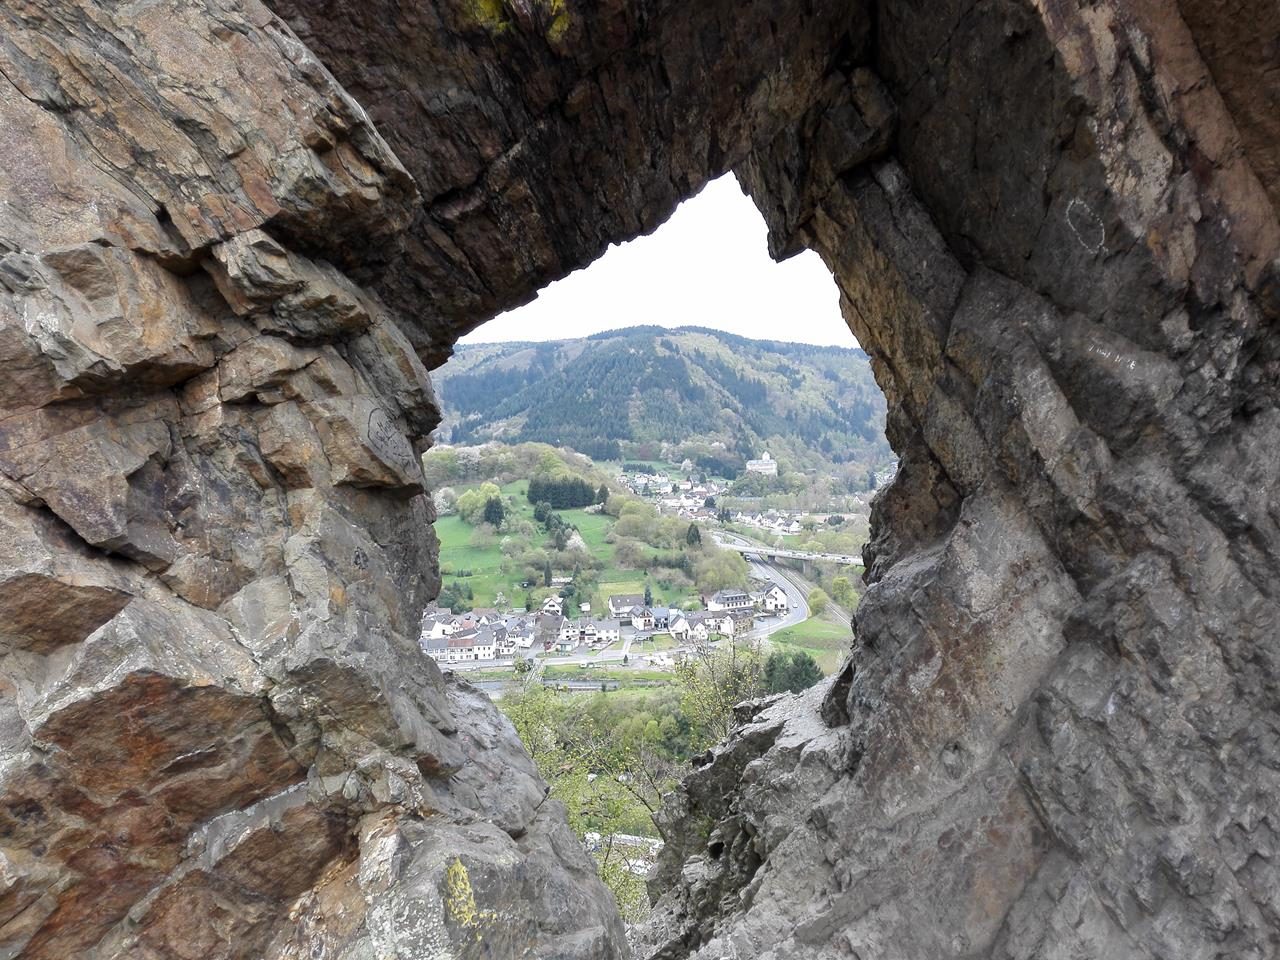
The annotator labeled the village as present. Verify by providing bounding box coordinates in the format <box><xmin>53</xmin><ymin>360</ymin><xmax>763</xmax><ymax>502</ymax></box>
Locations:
<box><xmin>613</xmin><ymin>452</ymin><xmax>889</xmax><ymax>536</ymax></box>
<box><xmin>420</xmin><ymin>582</ymin><xmax>791</xmax><ymax>666</ymax></box>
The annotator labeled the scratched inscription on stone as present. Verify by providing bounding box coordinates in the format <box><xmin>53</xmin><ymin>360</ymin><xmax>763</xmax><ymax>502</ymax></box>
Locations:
<box><xmin>366</xmin><ymin>406</ymin><xmax>415</xmax><ymax>470</ymax></box>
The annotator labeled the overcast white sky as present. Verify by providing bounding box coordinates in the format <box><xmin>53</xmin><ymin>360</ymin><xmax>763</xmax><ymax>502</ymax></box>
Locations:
<box><xmin>461</xmin><ymin>175</ymin><xmax>856</xmax><ymax>347</ymax></box>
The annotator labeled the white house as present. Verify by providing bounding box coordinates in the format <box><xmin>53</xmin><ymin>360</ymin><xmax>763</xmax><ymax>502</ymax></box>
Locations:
<box><xmin>669</xmin><ymin>614</ymin><xmax>691</xmax><ymax>641</ymax></box>
<box><xmin>672</xmin><ymin>615</ymin><xmax>710</xmax><ymax>643</ymax></box>
<box><xmin>542</xmin><ymin>596</ymin><xmax>564</xmax><ymax>616</ymax></box>
<box><xmin>422</xmin><ymin>627</ymin><xmax>498</xmax><ymax>664</ymax></box>
<box><xmin>555</xmin><ymin>621</ymin><xmax>580</xmax><ymax>653</ymax></box>
<box><xmin>759</xmin><ymin>585</ymin><xmax>789</xmax><ymax>614</ymax></box>
<box><xmin>494</xmin><ymin>631</ymin><xmax>515</xmax><ymax>657</ymax></box>
<box><xmin>609</xmin><ymin>594</ymin><xmax>644</xmax><ymax>617</ymax></box>
<box><xmin>422</xmin><ymin>616</ymin><xmax>459</xmax><ymax>641</ymax></box>
<box><xmin>706</xmin><ymin>589</ymin><xmax>753</xmax><ymax>614</ymax></box>
<box><xmin>594</xmin><ymin>618</ymin><xmax>622</xmax><ymax>644</ymax></box>
<box><xmin>745</xmin><ymin>451</ymin><xmax>778</xmax><ymax>476</ymax></box>
<box><xmin>629</xmin><ymin>606</ymin><xmax>655</xmax><ymax>630</ymax></box>
<box><xmin>712</xmin><ymin>615</ymin><xmax>739</xmax><ymax>638</ymax></box>
<box><xmin>420</xmin><ymin>633</ymin><xmax>449</xmax><ymax>660</ymax></box>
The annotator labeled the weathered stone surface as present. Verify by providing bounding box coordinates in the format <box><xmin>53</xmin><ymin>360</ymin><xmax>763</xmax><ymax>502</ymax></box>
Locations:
<box><xmin>268</xmin><ymin>0</ymin><xmax>872</xmax><ymax>362</ymax></box>
<box><xmin>2</xmin><ymin>0</ymin><xmax>1278</xmax><ymax>957</ymax></box>
<box><xmin>0</xmin><ymin>2</ymin><xmax>628</xmax><ymax>956</ymax></box>
<box><xmin>639</xmin><ymin>2</ymin><xmax>1280</xmax><ymax>957</ymax></box>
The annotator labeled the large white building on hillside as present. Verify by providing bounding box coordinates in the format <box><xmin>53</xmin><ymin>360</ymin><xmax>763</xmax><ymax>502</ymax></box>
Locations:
<box><xmin>745</xmin><ymin>451</ymin><xmax>778</xmax><ymax>476</ymax></box>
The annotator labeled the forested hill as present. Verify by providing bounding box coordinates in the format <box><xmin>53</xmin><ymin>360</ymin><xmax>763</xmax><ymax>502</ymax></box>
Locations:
<box><xmin>432</xmin><ymin>327</ymin><xmax>892</xmax><ymax>474</ymax></box>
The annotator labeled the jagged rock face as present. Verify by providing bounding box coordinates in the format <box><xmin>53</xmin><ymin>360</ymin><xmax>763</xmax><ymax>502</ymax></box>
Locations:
<box><xmin>643</xmin><ymin>1</ymin><xmax>1280</xmax><ymax>957</ymax></box>
<box><xmin>0</xmin><ymin>2</ymin><xmax>626</xmax><ymax>956</ymax></box>
<box><xmin>268</xmin><ymin>0</ymin><xmax>868</xmax><ymax>364</ymax></box>
<box><xmin>2</xmin><ymin>1</ymin><xmax>1278</xmax><ymax>959</ymax></box>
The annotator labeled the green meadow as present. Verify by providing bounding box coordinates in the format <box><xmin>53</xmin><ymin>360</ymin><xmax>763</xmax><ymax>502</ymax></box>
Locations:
<box><xmin>769</xmin><ymin>615</ymin><xmax>851</xmax><ymax>674</ymax></box>
<box><xmin>436</xmin><ymin>480</ymin><xmax>699</xmax><ymax>614</ymax></box>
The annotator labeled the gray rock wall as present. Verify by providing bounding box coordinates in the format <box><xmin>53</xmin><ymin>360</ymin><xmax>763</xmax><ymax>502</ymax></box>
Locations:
<box><xmin>646</xmin><ymin>1</ymin><xmax>1280</xmax><ymax>956</ymax></box>
<box><xmin>0</xmin><ymin>3</ymin><xmax>625</xmax><ymax>956</ymax></box>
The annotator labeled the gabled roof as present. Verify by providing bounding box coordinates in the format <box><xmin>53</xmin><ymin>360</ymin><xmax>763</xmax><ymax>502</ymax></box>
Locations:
<box><xmin>536</xmin><ymin>614</ymin><xmax>565</xmax><ymax>637</ymax></box>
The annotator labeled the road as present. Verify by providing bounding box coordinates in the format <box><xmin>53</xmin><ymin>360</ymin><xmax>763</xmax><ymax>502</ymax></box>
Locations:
<box><xmin>739</xmin><ymin>558</ymin><xmax>808</xmax><ymax>640</ymax></box>
<box><xmin>715</xmin><ymin>530</ymin><xmax>850</xmax><ymax>625</ymax></box>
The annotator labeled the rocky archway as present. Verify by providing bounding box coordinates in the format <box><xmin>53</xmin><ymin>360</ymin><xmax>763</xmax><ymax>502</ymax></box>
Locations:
<box><xmin>0</xmin><ymin>1</ymin><xmax>1277</xmax><ymax>958</ymax></box>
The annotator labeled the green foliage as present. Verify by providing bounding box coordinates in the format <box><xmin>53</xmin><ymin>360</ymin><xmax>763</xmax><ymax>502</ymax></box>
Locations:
<box><xmin>830</xmin><ymin>576</ymin><xmax>857</xmax><ymax>608</ymax></box>
<box><xmin>456</xmin><ymin>482</ymin><xmax>502</xmax><ymax>525</ymax></box>
<box><xmin>528</xmin><ymin>474</ymin><xmax>597</xmax><ymax>509</ymax></box>
<box><xmin>481</xmin><ymin>496</ymin><xmax>505</xmax><ymax>526</ymax></box>
<box><xmin>692</xmin><ymin>547</ymin><xmax>750</xmax><ymax>595</ymax></box>
<box><xmin>675</xmin><ymin>640</ymin><xmax>765</xmax><ymax>749</ymax></box>
<box><xmin>433</xmin><ymin>328</ymin><xmax>893</xmax><ymax>479</ymax></box>
<box><xmin>438</xmin><ymin>580</ymin><xmax>474</xmax><ymax>612</ymax></box>
<box><xmin>685</xmin><ymin>523</ymin><xmax>702</xmax><ymax>546</ymax></box>
<box><xmin>808</xmin><ymin>587</ymin><xmax>831</xmax><ymax>615</ymax></box>
<box><xmin>764</xmin><ymin>650</ymin><xmax>824</xmax><ymax>694</ymax></box>
<box><xmin>500</xmin><ymin>685</ymin><xmax>697</xmax><ymax>920</ymax></box>
<box><xmin>729</xmin><ymin>471</ymin><xmax>784</xmax><ymax>498</ymax></box>
<box><xmin>771</xmin><ymin>617</ymin><xmax>851</xmax><ymax>675</ymax></box>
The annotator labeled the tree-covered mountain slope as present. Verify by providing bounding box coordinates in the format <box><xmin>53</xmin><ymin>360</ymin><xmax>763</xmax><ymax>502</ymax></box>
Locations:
<box><xmin>433</xmin><ymin>326</ymin><xmax>892</xmax><ymax>474</ymax></box>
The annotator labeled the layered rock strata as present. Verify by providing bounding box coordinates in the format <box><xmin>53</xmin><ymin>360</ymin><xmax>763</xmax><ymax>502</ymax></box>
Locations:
<box><xmin>643</xmin><ymin>1</ymin><xmax>1280</xmax><ymax>957</ymax></box>
<box><xmin>0</xmin><ymin>3</ymin><xmax>627</xmax><ymax>956</ymax></box>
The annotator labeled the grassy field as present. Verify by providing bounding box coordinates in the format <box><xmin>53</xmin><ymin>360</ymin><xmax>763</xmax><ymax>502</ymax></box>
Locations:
<box><xmin>769</xmin><ymin>615</ymin><xmax>851</xmax><ymax>674</ymax></box>
<box><xmin>436</xmin><ymin>480</ymin><xmax>697</xmax><ymax>612</ymax></box>
<box><xmin>433</xmin><ymin>514</ymin><xmax>512</xmax><ymax>603</ymax></box>
<box><xmin>633</xmin><ymin>632</ymin><xmax>678</xmax><ymax>652</ymax></box>
<box><xmin>542</xmin><ymin>664</ymin><xmax>674</xmax><ymax>684</ymax></box>
<box><xmin>465</xmin><ymin>667</ymin><xmax>520</xmax><ymax>681</ymax></box>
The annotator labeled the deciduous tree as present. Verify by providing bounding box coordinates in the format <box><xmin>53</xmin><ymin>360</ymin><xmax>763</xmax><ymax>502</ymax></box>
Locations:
<box><xmin>808</xmin><ymin>587</ymin><xmax>831</xmax><ymax>615</ymax></box>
